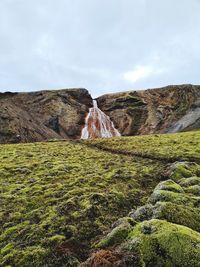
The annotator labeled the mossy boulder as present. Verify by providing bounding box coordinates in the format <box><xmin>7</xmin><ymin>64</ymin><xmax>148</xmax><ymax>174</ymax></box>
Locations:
<box><xmin>85</xmin><ymin>159</ymin><xmax>200</xmax><ymax>266</ymax></box>
<box><xmin>149</xmin><ymin>176</ymin><xmax>200</xmax><ymax>207</ymax></box>
<box><xmin>184</xmin><ymin>185</ymin><xmax>200</xmax><ymax>196</ymax></box>
<box><xmin>124</xmin><ymin>219</ymin><xmax>200</xmax><ymax>267</ymax></box>
<box><xmin>111</xmin><ymin>217</ymin><xmax>136</xmax><ymax>229</ymax></box>
<box><xmin>179</xmin><ymin>176</ymin><xmax>200</xmax><ymax>187</ymax></box>
<box><xmin>96</xmin><ymin>217</ymin><xmax>135</xmax><ymax>248</ymax></box>
<box><xmin>170</xmin><ymin>162</ymin><xmax>197</xmax><ymax>181</ymax></box>
<box><xmin>129</xmin><ymin>204</ymin><xmax>154</xmax><ymax>222</ymax></box>
<box><xmin>153</xmin><ymin>202</ymin><xmax>200</xmax><ymax>232</ymax></box>
<box><xmin>149</xmin><ymin>189</ymin><xmax>194</xmax><ymax>206</ymax></box>
<box><xmin>130</xmin><ymin>201</ymin><xmax>200</xmax><ymax>232</ymax></box>
<box><xmin>154</xmin><ymin>179</ymin><xmax>184</xmax><ymax>193</ymax></box>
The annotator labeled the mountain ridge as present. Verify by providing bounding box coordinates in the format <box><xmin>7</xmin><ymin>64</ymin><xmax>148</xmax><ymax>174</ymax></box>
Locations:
<box><xmin>97</xmin><ymin>84</ymin><xmax>200</xmax><ymax>136</ymax></box>
<box><xmin>0</xmin><ymin>84</ymin><xmax>200</xmax><ymax>143</ymax></box>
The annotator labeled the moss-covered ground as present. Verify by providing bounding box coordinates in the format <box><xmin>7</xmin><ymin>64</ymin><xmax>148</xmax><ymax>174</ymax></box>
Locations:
<box><xmin>0</xmin><ymin>131</ymin><xmax>200</xmax><ymax>266</ymax></box>
<box><xmin>82</xmin><ymin>131</ymin><xmax>200</xmax><ymax>267</ymax></box>
<box><xmin>0</xmin><ymin>140</ymin><xmax>164</xmax><ymax>266</ymax></box>
<box><xmin>85</xmin><ymin>131</ymin><xmax>200</xmax><ymax>162</ymax></box>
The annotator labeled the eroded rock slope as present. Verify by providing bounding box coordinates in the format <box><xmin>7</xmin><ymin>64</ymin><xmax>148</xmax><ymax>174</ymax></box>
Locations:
<box><xmin>0</xmin><ymin>89</ymin><xmax>92</xmax><ymax>143</ymax></box>
<box><xmin>97</xmin><ymin>84</ymin><xmax>200</xmax><ymax>136</ymax></box>
<box><xmin>0</xmin><ymin>84</ymin><xmax>200</xmax><ymax>143</ymax></box>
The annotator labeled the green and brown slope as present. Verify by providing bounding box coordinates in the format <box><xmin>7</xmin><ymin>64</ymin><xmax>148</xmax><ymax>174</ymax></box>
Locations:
<box><xmin>0</xmin><ymin>131</ymin><xmax>200</xmax><ymax>266</ymax></box>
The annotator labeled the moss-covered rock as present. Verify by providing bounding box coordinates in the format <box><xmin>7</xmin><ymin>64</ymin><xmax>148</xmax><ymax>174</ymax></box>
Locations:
<box><xmin>123</xmin><ymin>219</ymin><xmax>200</xmax><ymax>267</ymax></box>
<box><xmin>149</xmin><ymin>173</ymin><xmax>200</xmax><ymax>207</ymax></box>
<box><xmin>153</xmin><ymin>202</ymin><xmax>200</xmax><ymax>232</ymax></box>
<box><xmin>111</xmin><ymin>216</ymin><xmax>136</xmax><ymax>229</ymax></box>
<box><xmin>96</xmin><ymin>218</ymin><xmax>134</xmax><ymax>248</ymax></box>
<box><xmin>179</xmin><ymin>176</ymin><xmax>200</xmax><ymax>187</ymax></box>
<box><xmin>82</xmin><ymin>152</ymin><xmax>200</xmax><ymax>266</ymax></box>
<box><xmin>130</xmin><ymin>201</ymin><xmax>200</xmax><ymax>232</ymax></box>
<box><xmin>149</xmin><ymin>189</ymin><xmax>194</xmax><ymax>206</ymax></box>
<box><xmin>170</xmin><ymin>162</ymin><xmax>197</xmax><ymax>181</ymax></box>
<box><xmin>129</xmin><ymin>204</ymin><xmax>154</xmax><ymax>222</ymax></box>
<box><xmin>184</xmin><ymin>185</ymin><xmax>200</xmax><ymax>196</ymax></box>
<box><xmin>154</xmin><ymin>179</ymin><xmax>184</xmax><ymax>193</ymax></box>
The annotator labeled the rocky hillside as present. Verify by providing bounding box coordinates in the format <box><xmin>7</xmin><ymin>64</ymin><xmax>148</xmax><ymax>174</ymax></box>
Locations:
<box><xmin>0</xmin><ymin>84</ymin><xmax>200</xmax><ymax>143</ymax></box>
<box><xmin>97</xmin><ymin>84</ymin><xmax>200</xmax><ymax>136</ymax></box>
<box><xmin>0</xmin><ymin>89</ymin><xmax>92</xmax><ymax>143</ymax></box>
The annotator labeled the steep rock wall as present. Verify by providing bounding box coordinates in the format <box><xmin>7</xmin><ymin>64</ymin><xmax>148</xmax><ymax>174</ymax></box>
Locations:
<box><xmin>0</xmin><ymin>84</ymin><xmax>200</xmax><ymax>143</ymax></box>
<box><xmin>0</xmin><ymin>89</ymin><xmax>92</xmax><ymax>143</ymax></box>
<box><xmin>97</xmin><ymin>84</ymin><xmax>200</xmax><ymax>136</ymax></box>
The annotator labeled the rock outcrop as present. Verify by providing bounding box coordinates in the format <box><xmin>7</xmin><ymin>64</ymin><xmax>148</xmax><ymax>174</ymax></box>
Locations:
<box><xmin>0</xmin><ymin>84</ymin><xmax>200</xmax><ymax>143</ymax></box>
<box><xmin>97</xmin><ymin>84</ymin><xmax>200</xmax><ymax>136</ymax></box>
<box><xmin>0</xmin><ymin>89</ymin><xmax>92</xmax><ymax>143</ymax></box>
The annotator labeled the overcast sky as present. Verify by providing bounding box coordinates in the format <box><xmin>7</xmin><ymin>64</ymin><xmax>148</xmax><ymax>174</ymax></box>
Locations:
<box><xmin>0</xmin><ymin>0</ymin><xmax>200</xmax><ymax>97</ymax></box>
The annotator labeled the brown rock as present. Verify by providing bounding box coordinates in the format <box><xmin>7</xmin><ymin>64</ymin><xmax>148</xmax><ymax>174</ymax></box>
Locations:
<box><xmin>97</xmin><ymin>84</ymin><xmax>200</xmax><ymax>136</ymax></box>
<box><xmin>0</xmin><ymin>88</ymin><xmax>92</xmax><ymax>143</ymax></box>
<box><xmin>0</xmin><ymin>84</ymin><xmax>200</xmax><ymax>143</ymax></box>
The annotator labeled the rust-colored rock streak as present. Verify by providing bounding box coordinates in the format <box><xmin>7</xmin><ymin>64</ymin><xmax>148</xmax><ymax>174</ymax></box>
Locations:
<box><xmin>81</xmin><ymin>100</ymin><xmax>121</xmax><ymax>139</ymax></box>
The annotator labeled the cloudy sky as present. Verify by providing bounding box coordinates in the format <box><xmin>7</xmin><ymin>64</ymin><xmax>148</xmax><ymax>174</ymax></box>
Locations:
<box><xmin>0</xmin><ymin>0</ymin><xmax>200</xmax><ymax>97</ymax></box>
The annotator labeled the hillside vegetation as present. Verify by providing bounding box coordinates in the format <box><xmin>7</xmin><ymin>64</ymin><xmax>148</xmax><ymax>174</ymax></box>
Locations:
<box><xmin>0</xmin><ymin>131</ymin><xmax>200</xmax><ymax>266</ymax></box>
<box><xmin>85</xmin><ymin>131</ymin><xmax>200</xmax><ymax>162</ymax></box>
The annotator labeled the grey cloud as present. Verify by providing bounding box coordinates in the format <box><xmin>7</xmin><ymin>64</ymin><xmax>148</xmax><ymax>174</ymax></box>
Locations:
<box><xmin>0</xmin><ymin>0</ymin><xmax>200</xmax><ymax>97</ymax></box>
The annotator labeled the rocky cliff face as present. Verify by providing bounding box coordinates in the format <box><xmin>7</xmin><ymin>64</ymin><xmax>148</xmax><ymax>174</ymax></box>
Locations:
<box><xmin>0</xmin><ymin>84</ymin><xmax>200</xmax><ymax>143</ymax></box>
<box><xmin>0</xmin><ymin>89</ymin><xmax>92</xmax><ymax>143</ymax></box>
<box><xmin>97</xmin><ymin>84</ymin><xmax>200</xmax><ymax>136</ymax></box>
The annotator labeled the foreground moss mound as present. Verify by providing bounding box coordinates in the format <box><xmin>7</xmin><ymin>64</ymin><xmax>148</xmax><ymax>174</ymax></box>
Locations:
<box><xmin>87</xmin><ymin>159</ymin><xmax>200</xmax><ymax>267</ymax></box>
<box><xmin>126</xmin><ymin>219</ymin><xmax>200</xmax><ymax>267</ymax></box>
<box><xmin>83</xmin><ymin>219</ymin><xmax>200</xmax><ymax>267</ymax></box>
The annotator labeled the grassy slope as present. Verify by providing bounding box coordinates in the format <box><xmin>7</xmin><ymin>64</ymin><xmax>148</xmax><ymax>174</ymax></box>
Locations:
<box><xmin>0</xmin><ymin>141</ymin><xmax>163</xmax><ymax>266</ymax></box>
<box><xmin>0</xmin><ymin>131</ymin><xmax>199</xmax><ymax>266</ymax></box>
<box><xmin>85</xmin><ymin>131</ymin><xmax>200</xmax><ymax>162</ymax></box>
<box><xmin>82</xmin><ymin>131</ymin><xmax>200</xmax><ymax>267</ymax></box>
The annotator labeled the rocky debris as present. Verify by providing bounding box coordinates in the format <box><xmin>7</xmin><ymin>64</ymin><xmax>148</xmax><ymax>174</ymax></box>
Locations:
<box><xmin>0</xmin><ymin>88</ymin><xmax>92</xmax><ymax>143</ymax></box>
<box><xmin>97</xmin><ymin>84</ymin><xmax>200</xmax><ymax>136</ymax></box>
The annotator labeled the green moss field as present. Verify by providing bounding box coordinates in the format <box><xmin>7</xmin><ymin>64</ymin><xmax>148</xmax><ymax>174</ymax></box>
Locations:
<box><xmin>0</xmin><ymin>131</ymin><xmax>200</xmax><ymax>266</ymax></box>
